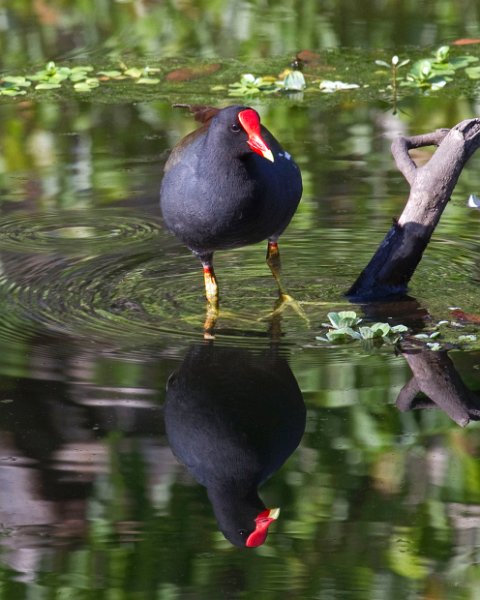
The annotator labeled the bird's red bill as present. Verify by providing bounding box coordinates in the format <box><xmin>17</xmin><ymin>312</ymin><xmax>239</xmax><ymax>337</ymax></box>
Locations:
<box><xmin>238</xmin><ymin>109</ymin><xmax>274</xmax><ymax>162</ymax></box>
<box><xmin>245</xmin><ymin>507</ymin><xmax>280</xmax><ymax>547</ymax></box>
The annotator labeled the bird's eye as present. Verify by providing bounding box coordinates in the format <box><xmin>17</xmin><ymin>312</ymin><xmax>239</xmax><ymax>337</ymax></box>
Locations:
<box><xmin>230</xmin><ymin>123</ymin><xmax>241</xmax><ymax>133</ymax></box>
<box><xmin>238</xmin><ymin>528</ymin><xmax>248</xmax><ymax>538</ymax></box>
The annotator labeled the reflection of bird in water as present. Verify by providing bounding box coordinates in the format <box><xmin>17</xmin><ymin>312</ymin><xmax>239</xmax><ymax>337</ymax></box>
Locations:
<box><xmin>164</xmin><ymin>343</ymin><xmax>305</xmax><ymax>547</ymax></box>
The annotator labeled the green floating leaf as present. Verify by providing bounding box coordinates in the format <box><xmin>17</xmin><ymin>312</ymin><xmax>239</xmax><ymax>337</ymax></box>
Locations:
<box><xmin>74</xmin><ymin>78</ymin><xmax>99</xmax><ymax>92</ymax></box>
<box><xmin>69</xmin><ymin>72</ymin><xmax>89</xmax><ymax>83</ymax></box>
<box><xmin>326</xmin><ymin>327</ymin><xmax>361</xmax><ymax>342</ymax></box>
<box><xmin>391</xmin><ymin>324</ymin><xmax>409</xmax><ymax>333</ymax></box>
<box><xmin>448</xmin><ymin>56</ymin><xmax>478</xmax><ymax>69</ymax></box>
<box><xmin>338</xmin><ymin>311</ymin><xmax>362</xmax><ymax>328</ymax></box>
<box><xmin>2</xmin><ymin>76</ymin><xmax>31</xmax><ymax>87</ymax></box>
<box><xmin>97</xmin><ymin>70</ymin><xmax>124</xmax><ymax>78</ymax></box>
<box><xmin>71</xmin><ymin>65</ymin><xmax>94</xmax><ymax>73</ymax></box>
<box><xmin>327</xmin><ymin>310</ymin><xmax>363</xmax><ymax>329</ymax></box>
<box><xmin>136</xmin><ymin>77</ymin><xmax>160</xmax><ymax>85</ymax></box>
<box><xmin>359</xmin><ymin>326</ymin><xmax>375</xmax><ymax>339</ymax></box>
<box><xmin>431</xmin><ymin>63</ymin><xmax>456</xmax><ymax>76</ymax></box>
<box><xmin>35</xmin><ymin>82</ymin><xmax>62</xmax><ymax>90</ymax></box>
<box><xmin>124</xmin><ymin>67</ymin><xmax>143</xmax><ymax>79</ymax></box>
<box><xmin>74</xmin><ymin>83</ymin><xmax>93</xmax><ymax>92</ymax></box>
<box><xmin>411</xmin><ymin>59</ymin><xmax>432</xmax><ymax>79</ymax></box>
<box><xmin>228</xmin><ymin>73</ymin><xmax>280</xmax><ymax>97</ymax></box>
<box><xmin>0</xmin><ymin>88</ymin><xmax>27</xmax><ymax>96</ymax></box>
<box><xmin>320</xmin><ymin>80</ymin><xmax>360</xmax><ymax>92</ymax></box>
<box><xmin>435</xmin><ymin>45</ymin><xmax>450</xmax><ymax>62</ymax></box>
<box><xmin>370</xmin><ymin>322</ymin><xmax>392</xmax><ymax>337</ymax></box>
<box><xmin>327</xmin><ymin>311</ymin><xmax>342</xmax><ymax>328</ymax></box>
<box><xmin>458</xmin><ymin>334</ymin><xmax>477</xmax><ymax>342</ymax></box>
<box><xmin>466</xmin><ymin>66</ymin><xmax>480</xmax><ymax>79</ymax></box>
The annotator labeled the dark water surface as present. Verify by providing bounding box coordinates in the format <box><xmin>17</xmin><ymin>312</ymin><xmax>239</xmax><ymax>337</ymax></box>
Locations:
<box><xmin>2</xmin><ymin>2</ymin><xmax>480</xmax><ymax>599</ymax></box>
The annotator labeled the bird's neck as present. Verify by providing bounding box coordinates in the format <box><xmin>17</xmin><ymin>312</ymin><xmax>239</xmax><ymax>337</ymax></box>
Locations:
<box><xmin>207</xmin><ymin>486</ymin><xmax>265</xmax><ymax>526</ymax></box>
<box><xmin>200</xmin><ymin>134</ymin><xmax>249</xmax><ymax>176</ymax></box>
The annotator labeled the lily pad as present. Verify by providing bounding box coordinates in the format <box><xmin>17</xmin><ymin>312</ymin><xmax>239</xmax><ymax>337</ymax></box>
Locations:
<box><xmin>35</xmin><ymin>82</ymin><xmax>62</xmax><ymax>90</ymax></box>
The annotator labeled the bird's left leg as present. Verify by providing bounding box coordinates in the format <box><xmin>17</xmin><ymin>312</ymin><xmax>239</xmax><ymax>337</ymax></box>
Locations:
<box><xmin>265</xmin><ymin>239</ymin><xmax>309</xmax><ymax>323</ymax></box>
<box><xmin>266</xmin><ymin>240</ymin><xmax>284</xmax><ymax>293</ymax></box>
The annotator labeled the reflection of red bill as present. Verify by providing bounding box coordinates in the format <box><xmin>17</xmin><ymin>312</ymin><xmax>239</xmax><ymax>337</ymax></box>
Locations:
<box><xmin>246</xmin><ymin>507</ymin><xmax>281</xmax><ymax>548</ymax></box>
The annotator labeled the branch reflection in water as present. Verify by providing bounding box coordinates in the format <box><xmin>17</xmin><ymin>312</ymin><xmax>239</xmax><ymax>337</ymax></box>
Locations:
<box><xmin>362</xmin><ymin>296</ymin><xmax>480</xmax><ymax>426</ymax></box>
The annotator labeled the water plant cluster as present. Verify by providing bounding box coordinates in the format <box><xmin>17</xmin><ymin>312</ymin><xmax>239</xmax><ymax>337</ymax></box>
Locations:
<box><xmin>228</xmin><ymin>70</ymin><xmax>307</xmax><ymax>96</ymax></box>
<box><xmin>0</xmin><ymin>61</ymin><xmax>160</xmax><ymax>97</ymax></box>
<box><xmin>317</xmin><ymin>311</ymin><xmax>479</xmax><ymax>351</ymax></box>
<box><xmin>229</xmin><ymin>45</ymin><xmax>479</xmax><ymax>98</ymax></box>
<box><xmin>1</xmin><ymin>45</ymin><xmax>479</xmax><ymax>100</ymax></box>
<box><xmin>316</xmin><ymin>311</ymin><xmax>408</xmax><ymax>344</ymax></box>
<box><xmin>376</xmin><ymin>45</ymin><xmax>480</xmax><ymax>91</ymax></box>
<box><xmin>228</xmin><ymin>69</ymin><xmax>357</xmax><ymax>97</ymax></box>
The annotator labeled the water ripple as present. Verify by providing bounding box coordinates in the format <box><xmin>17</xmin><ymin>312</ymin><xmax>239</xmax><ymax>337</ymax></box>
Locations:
<box><xmin>0</xmin><ymin>209</ymin><xmax>477</xmax><ymax>352</ymax></box>
<box><xmin>0</xmin><ymin>210</ymin><xmax>160</xmax><ymax>254</ymax></box>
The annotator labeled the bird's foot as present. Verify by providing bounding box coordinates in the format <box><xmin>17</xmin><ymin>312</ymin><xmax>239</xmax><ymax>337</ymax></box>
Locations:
<box><xmin>260</xmin><ymin>293</ymin><xmax>310</xmax><ymax>325</ymax></box>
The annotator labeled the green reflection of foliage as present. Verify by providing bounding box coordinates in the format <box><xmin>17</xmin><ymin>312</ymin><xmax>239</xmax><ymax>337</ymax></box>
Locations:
<box><xmin>1</xmin><ymin>367</ymin><xmax>480</xmax><ymax>598</ymax></box>
<box><xmin>1</xmin><ymin>0</ymin><xmax>480</xmax><ymax>66</ymax></box>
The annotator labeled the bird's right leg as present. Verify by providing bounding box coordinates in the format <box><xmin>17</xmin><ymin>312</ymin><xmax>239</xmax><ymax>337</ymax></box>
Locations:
<box><xmin>200</xmin><ymin>253</ymin><xmax>219</xmax><ymax>339</ymax></box>
<box><xmin>200</xmin><ymin>252</ymin><xmax>219</xmax><ymax>306</ymax></box>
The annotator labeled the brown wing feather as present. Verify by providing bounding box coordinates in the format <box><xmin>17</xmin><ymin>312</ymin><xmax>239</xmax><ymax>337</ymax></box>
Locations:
<box><xmin>164</xmin><ymin>105</ymin><xmax>220</xmax><ymax>173</ymax></box>
<box><xmin>173</xmin><ymin>104</ymin><xmax>220</xmax><ymax>124</ymax></box>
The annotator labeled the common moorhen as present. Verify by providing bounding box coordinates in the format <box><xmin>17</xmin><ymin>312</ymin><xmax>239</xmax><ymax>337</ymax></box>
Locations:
<box><xmin>160</xmin><ymin>105</ymin><xmax>302</xmax><ymax>331</ymax></box>
<box><xmin>164</xmin><ymin>343</ymin><xmax>305</xmax><ymax>547</ymax></box>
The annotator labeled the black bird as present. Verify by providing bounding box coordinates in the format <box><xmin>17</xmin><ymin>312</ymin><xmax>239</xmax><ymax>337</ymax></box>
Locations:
<box><xmin>164</xmin><ymin>343</ymin><xmax>305</xmax><ymax>547</ymax></box>
<box><xmin>160</xmin><ymin>105</ymin><xmax>302</xmax><ymax>333</ymax></box>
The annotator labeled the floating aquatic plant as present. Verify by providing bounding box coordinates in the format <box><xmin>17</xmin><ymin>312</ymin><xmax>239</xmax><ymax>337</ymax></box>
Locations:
<box><xmin>319</xmin><ymin>80</ymin><xmax>360</xmax><ymax>93</ymax></box>
<box><xmin>316</xmin><ymin>311</ymin><xmax>408</xmax><ymax>344</ymax></box>
<box><xmin>228</xmin><ymin>69</ymin><xmax>306</xmax><ymax>97</ymax></box>
<box><xmin>376</xmin><ymin>46</ymin><xmax>479</xmax><ymax>93</ymax></box>
<box><xmin>0</xmin><ymin>60</ymin><xmax>161</xmax><ymax>97</ymax></box>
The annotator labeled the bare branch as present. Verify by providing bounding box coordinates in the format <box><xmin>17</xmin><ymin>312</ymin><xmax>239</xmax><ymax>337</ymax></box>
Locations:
<box><xmin>391</xmin><ymin>129</ymin><xmax>450</xmax><ymax>185</ymax></box>
<box><xmin>348</xmin><ymin>118</ymin><xmax>480</xmax><ymax>300</ymax></box>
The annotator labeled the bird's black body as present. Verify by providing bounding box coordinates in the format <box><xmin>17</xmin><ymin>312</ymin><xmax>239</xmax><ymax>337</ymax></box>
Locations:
<box><xmin>164</xmin><ymin>343</ymin><xmax>305</xmax><ymax>547</ymax></box>
<box><xmin>160</xmin><ymin>105</ymin><xmax>302</xmax><ymax>256</ymax></box>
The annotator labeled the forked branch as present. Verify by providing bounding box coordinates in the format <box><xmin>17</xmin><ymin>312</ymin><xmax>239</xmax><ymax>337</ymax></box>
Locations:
<box><xmin>348</xmin><ymin>118</ymin><xmax>480</xmax><ymax>299</ymax></box>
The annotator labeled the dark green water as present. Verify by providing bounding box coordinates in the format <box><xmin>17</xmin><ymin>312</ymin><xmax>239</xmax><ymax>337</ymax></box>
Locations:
<box><xmin>1</xmin><ymin>2</ymin><xmax>480</xmax><ymax>599</ymax></box>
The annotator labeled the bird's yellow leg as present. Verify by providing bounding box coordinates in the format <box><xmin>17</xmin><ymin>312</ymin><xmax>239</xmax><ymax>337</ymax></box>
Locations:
<box><xmin>203</xmin><ymin>264</ymin><xmax>219</xmax><ymax>306</ymax></box>
<box><xmin>266</xmin><ymin>240</ymin><xmax>284</xmax><ymax>292</ymax></box>
<box><xmin>203</xmin><ymin>301</ymin><xmax>218</xmax><ymax>340</ymax></box>
<box><xmin>201</xmin><ymin>256</ymin><xmax>219</xmax><ymax>339</ymax></box>
<box><xmin>264</xmin><ymin>240</ymin><xmax>309</xmax><ymax>324</ymax></box>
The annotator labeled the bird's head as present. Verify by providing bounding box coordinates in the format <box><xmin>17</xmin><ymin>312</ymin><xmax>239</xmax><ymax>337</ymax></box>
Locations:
<box><xmin>237</xmin><ymin>108</ymin><xmax>275</xmax><ymax>163</ymax></box>
<box><xmin>212</xmin><ymin>496</ymin><xmax>281</xmax><ymax>548</ymax></box>
<box><xmin>208</xmin><ymin>106</ymin><xmax>275</xmax><ymax>163</ymax></box>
